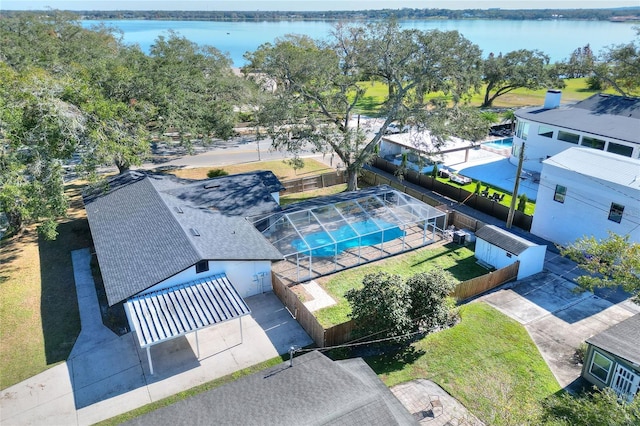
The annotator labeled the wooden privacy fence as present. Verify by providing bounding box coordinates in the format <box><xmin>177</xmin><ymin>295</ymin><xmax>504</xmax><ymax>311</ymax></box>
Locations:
<box><xmin>452</xmin><ymin>261</ymin><xmax>519</xmax><ymax>301</ymax></box>
<box><xmin>281</xmin><ymin>170</ymin><xmax>347</xmax><ymax>194</ymax></box>
<box><xmin>272</xmin><ymin>260</ymin><xmax>519</xmax><ymax>348</ymax></box>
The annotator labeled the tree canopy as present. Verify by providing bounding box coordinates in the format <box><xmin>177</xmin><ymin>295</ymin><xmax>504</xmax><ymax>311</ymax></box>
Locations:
<box><xmin>481</xmin><ymin>49</ymin><xmax>563</xmax><ymax>107</ymax></box>
<box><xmin>560</xmin><ymin>232</ymin><xmax>640</xmax><ymax>303</ymax></box>
<box><xmin>244</xmin><ymin>21</ymin><xmax>488</xmax><ymax>191</ymax></box>
<box><xmin>0</xmin><ymin>12</ymin><xmax>252</xmax><ymax>238</ymax></box>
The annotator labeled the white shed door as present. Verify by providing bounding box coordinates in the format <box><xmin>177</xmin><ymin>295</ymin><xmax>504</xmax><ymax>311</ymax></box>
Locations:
<box><xmin>611</xmin><ymin>364</ymin><xmax>640</xmax><ymax>402</ymax></box>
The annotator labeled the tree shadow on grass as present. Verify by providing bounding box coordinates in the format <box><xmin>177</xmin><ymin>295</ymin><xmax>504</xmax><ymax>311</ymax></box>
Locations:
<box><xmin>39</xmin><ymin>218</ymin><xmax>92</xmax><ymax>364</ymax></box>
<box><xmin>362</xmin><ymin>345</ymin><xmax>426</xmax><ymax>376</ymax></box>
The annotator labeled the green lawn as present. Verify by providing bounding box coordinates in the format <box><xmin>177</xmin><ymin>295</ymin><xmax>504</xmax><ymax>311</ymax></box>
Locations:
<box><xmin>354</xmin><ymin>77</ymin><xmax>617</xmax><ymax>115</ymax></box>
<box><xmin>315</xmin><ymin>243</ymin><xmax>487</xmax><ymax>327</ymax></box>
<box><xmin>366</xmin><ymin>302</ymin><xmax>561</xmax><ymax>425</ymax></box>
<box><xmin>436</xmin><ymin>176</ymin><xmax>536</xmax><ymax>215</ymax></box>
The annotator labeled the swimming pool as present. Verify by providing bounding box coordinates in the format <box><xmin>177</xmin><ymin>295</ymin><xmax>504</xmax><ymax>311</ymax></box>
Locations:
<box><xmin>290</xmin><ymin>219</ymin><xmax>405</xmax><ymax>257</ymax></box>
<box><xmin>483</xmin><ymin>137</ymin><xmax>513</xmax><ymax>150</ymax></box>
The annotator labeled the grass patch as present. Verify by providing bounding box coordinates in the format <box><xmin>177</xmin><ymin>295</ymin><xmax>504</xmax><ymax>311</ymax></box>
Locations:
<box><xmin>0</xmin><ymin>183</ymin><xmax>90</xmax><ymax>389</ymax></box>
<box><xmin>354</xmin><ymin>78</ymin><xmax>616</xmax><ymax>115</ymax></box>
<box><xmin>367</xmin><ymin>302</ymin><xmax>561</xmax><ymax>425</ymax></box>
<box><xmin>437</xmin><ymin>176</ymin><xmax>536</xmax><ymax>215</ymax></box>
<box><xmin>95</xmin><ymin>355</ymin><xmax>287</xmax><ymax>425</ymax></box>
<box><xmin>280</xmin><ymin>184</ymin><xmax>348</xmax><ymax>206</ymax></box>
<box><xmin>314</xmin><ymin>243</ymin><xmax>486</xmax><ymax>327</ymax></box>
<box><xmin>166</xmin><ymin>158</ymin><xmax>333</xmax><ymax>181</ymax></box>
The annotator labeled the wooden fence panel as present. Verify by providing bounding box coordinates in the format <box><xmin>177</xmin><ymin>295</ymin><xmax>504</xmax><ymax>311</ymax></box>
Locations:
<box><xmin>271</xmin><ymin>273</ymin><xmax>326</xmax><ymax>347</ymax></box>
<box><xmin>281</xmin><ymin>171</ymin><xmax>347</xmax><ymax>194</ymax></box>
<box><xmin>452</xmin><ymin>261</ymin><xmax>519</xmax><ymax>301</ymax></box>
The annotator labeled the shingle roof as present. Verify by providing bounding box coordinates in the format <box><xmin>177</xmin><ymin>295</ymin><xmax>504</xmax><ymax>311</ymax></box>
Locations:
<box><xmin>84</xmin><ymin>171</ymin><xmax>283</xmax><ymax>306</ymax></box>
<box><xmin>124</xmin><ymin>350</ymin><xmax>417</xmax><ymax>426</ymax></box>
<box><xmin>475</xmin><ymin>225</ymin><xmax>538</xmax><ymax>255</ymax></box>
<box><xmin>586</xmin><ymin>313</ymin><xmax>640</xmax><ymax>366</ymax></box>
<box><xmin>515</xmin><ymin>93</ymin><xmax>640</xmax><ymax>144</ymax></box>
<box><xmin>543</xmin><ymin>147</ymin><xmax>640</xmax><ymax>190</ymax></box>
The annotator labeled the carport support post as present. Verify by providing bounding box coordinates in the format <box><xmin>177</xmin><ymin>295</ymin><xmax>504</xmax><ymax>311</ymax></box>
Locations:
<box><xmin>195</xmin><ymin>330</ymin><xmax>200</xmax><ymax>358</ymax></box>
<box><xmin>146</xmin><ymin>346</ymin><xmax>154</xmax><ymax>375</ymax></box>
<box><xmin>239</xmin><ymin>317</ymin><xmax>244</xmax><ymax>343</ymax></box>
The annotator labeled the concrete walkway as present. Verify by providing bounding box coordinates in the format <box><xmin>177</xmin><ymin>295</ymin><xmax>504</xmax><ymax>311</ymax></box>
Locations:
<box><xmin>0</xmin><ymin>249</ymin><xmax>313</xmax><ymax>425</ymax></box>
<box><xmin>302</xmin><ymin>280</ymin><xmax>336</xmax><ymax>312</ymax></box>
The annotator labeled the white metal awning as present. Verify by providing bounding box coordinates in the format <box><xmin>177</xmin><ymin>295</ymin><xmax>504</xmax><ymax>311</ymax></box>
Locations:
<box><xmin>125</xmin><ymin>274</ymin><xmax>250</xmax><ymax>373</ymax></box>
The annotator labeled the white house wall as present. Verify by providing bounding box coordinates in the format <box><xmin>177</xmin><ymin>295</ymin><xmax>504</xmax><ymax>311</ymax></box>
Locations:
<box><xmin>141</xmin><ymin>260</ymin><xmax>273</xmax><ymax>298</ymax></box>
<box><xmin>531</xmin><ymin>164</ymin><xmax>640</xmax><ymax>246</ymax></box>
<box><xmin>510</xmin><ymin>121</ymin><xmax>639</xmax><ymax>173</ymax></box>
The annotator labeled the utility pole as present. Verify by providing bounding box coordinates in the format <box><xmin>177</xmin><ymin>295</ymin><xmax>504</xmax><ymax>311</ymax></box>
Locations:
<box><xmin>506</xmin><ymin>142</ymin><xmax>525</xmax><ymax>229</ymax></box>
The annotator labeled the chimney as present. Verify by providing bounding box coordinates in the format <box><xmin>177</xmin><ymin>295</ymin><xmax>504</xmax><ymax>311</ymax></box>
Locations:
<box><xmin>543</xmin><ymin>90</ymin><xmax>562</xmax><ymax>109</ymax></box>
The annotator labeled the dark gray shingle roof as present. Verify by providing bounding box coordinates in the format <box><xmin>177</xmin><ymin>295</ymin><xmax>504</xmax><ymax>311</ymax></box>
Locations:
<box><xmin>586</xmin><ymin>313</ymin><xmax>640</xmax><ymax>366</ymax></box>
<box><xmin>125</xmin><ymin>350</ymin><xmax>417</xmax><ymax>426</ymax></box>
<box><xmin>84</xmin><ymin>171</ymin><xmax>283</xmax><ymax>306</ymax></box>
<box><xmin>475</xmin><ymin>225</ymin><xmax>537</xmax><ymax>255</ymax></box>
<box><xmin>515</xmin><ymin>94</ymin><xmax>640</xmax><ymax>144</ymax></box>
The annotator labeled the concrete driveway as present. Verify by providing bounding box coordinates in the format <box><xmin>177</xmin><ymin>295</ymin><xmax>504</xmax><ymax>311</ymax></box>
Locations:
<box><xmin>478</xmin><ymin>250</ymin><xmax>640</xmax><ymax>390</ymax></box>
<box><xmin>0</xmin><ymin>249</ymin><xmax>313</xmax><ymax>425</ymax></box>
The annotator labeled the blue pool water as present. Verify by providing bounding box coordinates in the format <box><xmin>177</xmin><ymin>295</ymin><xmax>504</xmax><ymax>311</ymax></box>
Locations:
<box><xmin>483</xmin><ymin>137</ymin><xmax>513</xmax><ymax>150</ymax></box>
<box><xmin>291</xmin><ymin>219</ymin><xmax>405</xmax><ymax>257</ymax></box>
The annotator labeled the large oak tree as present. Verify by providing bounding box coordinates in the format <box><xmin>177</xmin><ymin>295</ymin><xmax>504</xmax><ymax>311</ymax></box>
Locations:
<box><xmin>244</xmin><ymin>21</ymin><xmax>487</xmax><ymax>191</ymax></box>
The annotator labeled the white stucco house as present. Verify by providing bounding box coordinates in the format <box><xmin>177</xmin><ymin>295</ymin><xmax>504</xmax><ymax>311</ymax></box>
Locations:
<box><xmin>531</xmin><ymin>147</ymin><xmax>640</xmax><ymax>246</ymax></box>
<box><xmin>474</xmin><ymin>225</ymin><xmax>546</xmax><ymax>280</ymax></box>
<box><xmin>511</xmin><ymin>92</ymin><xmax>639</xmax><ymax>173</ymax></box>
<box><xmin>83</xmin><ymin>170</ymin><xmax>286</xmax><ymax>372</ymax></box>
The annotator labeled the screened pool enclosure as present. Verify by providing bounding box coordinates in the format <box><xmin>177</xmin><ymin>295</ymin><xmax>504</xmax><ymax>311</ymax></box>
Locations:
<box><xmin>254</xmin><ymin>186</ymin><xmax>447</xmax><ymax>283</ymax></box>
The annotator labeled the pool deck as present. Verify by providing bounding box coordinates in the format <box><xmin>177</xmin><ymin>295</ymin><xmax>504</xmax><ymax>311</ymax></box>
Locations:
<box><xmin>440</xmin><ymin>146</ymin><xmax>539</xmax><ymax>201</ymax></box>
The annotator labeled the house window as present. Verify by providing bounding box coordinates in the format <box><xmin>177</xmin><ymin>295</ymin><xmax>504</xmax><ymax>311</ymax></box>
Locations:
<box><xmin>608</xmin><ymin>203</ymin><xmax>624</xmax><ymax>223</ymax></box>
<box><xmin>589</xmin><ymin>351</ymin><xmax>613</xmax><ymax>383</ymax></box>
<box><xmin>196</xmin><ymin>260</ymin><xmax>209</xmax><ymax>274</ymax></box>
<box><xmin>607</xmin><ymin>142</ymin><xmax>633</xmax><ymax>157</ymax></box>
<box><xmin>558</xmin><ymin>131</ymin><xmax>580</xmax><ymax>144</ymax></box>
<box><xmin>538</xmin><ymin>126</ymin><xmax>554</xmax><ymax>138</ymax></box>
<box><xmin>553</xmin><ymin>185</ymin><xmax>567</xmax><ymax>203</ymax></box>
<box><xmin>581</xmin><ymin>136</ymin><xmax>605</xmax><ymax>150</ymax></box>
<box><xmin>516</xmin><ymin>121</ymin><xmax>530</xmax><ymax>140</ymax></box>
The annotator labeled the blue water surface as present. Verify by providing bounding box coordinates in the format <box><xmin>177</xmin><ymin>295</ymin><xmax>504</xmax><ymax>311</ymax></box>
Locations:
<box><xmin>291</xmin><ymin>219</ymin><xmax>405</xmax><ymax>257</ymax></box>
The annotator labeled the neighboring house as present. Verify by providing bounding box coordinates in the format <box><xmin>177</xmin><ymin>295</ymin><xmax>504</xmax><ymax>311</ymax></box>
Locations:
<box><xmin>83</xmin><ymin>170</ymin><xmax>285</xmax><ymax>372</ymax></box>
<box><xmin>126</xmin><ymin>350</ymin><xmax>418</xmax><ymax>425</ymax></box>
<box><xmin>530</xmin><ymin>147</ymin><xmax>640</xmax><ymax>246</ymax></box>
<box><xmin>511</xmin><ymin>92</ymin><xmax>640</xmax><ymax>173</ymax></box>
<box><xmin>474</xmin><ymin>225</ymin><xmax>546</xmax><ymax>280</ymax></box>
<box><xmin>582</xmin><ymin>313</ymin><xmax>640</xmax><ymax>402</ymax></box>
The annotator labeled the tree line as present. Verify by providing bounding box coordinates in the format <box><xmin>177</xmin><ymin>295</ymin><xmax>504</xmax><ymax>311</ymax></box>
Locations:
<box><xmin>4</xmin><ymin>8</ymin><xmax>638</xmax><ymax>22</ymax></box>
<box><xmin>1</xmin><ymin>12</ymin><xmax>638</xmax><ymax>239</ymax></box>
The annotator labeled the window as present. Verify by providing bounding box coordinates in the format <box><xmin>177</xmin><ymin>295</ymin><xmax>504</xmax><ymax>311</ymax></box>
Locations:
<box><xmin>516</xmin><ymin>121</ymin><xmax>530</xmax><ymax>140</ymax></box>
<box><xmin>196</xmin><ymin>260</ymin><xmax>209</xmax><ymax>273</ymax></box>
<box><xmin>538</xmin><ymin>125</ymin><xmax>554</xmax><ymax>138</ymax></box>
<box><xmin>608</xmin><ymin>203</ymin><xmax>624</xmax><ymax>223</ymax></box>
<box><xmin>557</xmin><ymin>131</ymin><xmax>580</xmax><ymax>144</ymax></box>
<box><xmin>553</xmin><ymin>185</ymin><xmax>567</xmax><ymax>203</ymax></box>
<box><xmin>589</xmin><ymin>351</ymin><xmax>613</xmax><ymax>383</ymax></box>
<box><xmin>607</xmin><ymin>142</ymin><xmax>634</xmax><ymax>157</ymax></box>
<box><xmin>581</xmin><ymin>136</ymin><xmax>605</xmax><ymax>150</ymax></box>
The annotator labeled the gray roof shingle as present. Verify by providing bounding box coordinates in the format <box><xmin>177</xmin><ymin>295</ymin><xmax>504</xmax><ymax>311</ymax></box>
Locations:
<box><xmin>84</xmin><ymin>171</ymin><xmax>283</xmax><ymax>306</ymax></box>
<box><xmin>124</xmin><ymin>350</ymin><xmax>417</xmax><ymax>426</ymax></box>
<box><xmin>586</xmin><ymin>313</ymin><xmax>640</xmax><ymax>366</ymax></box>
<box><xmin>475</xmin><ymin>225</ymin><xmax>537</xmax><ymax>255</ymax></box>
<box><xmin>515</xmin><ymin>94</ymin><xmax>640</xmax><ymax>144</ymax></box>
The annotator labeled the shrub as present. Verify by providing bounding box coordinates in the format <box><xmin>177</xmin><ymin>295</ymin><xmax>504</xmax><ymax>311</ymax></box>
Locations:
<box><xmin>517</xmin><ymin>193</ymin><xmax>528</xmax><ymax>212</ymax></box>
<box><xmin>207</xmin><ymin>168</ymin><xmax>229</xmax><ymax>178</ymax></box>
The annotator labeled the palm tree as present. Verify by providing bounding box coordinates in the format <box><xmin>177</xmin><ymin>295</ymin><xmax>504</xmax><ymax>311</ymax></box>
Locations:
<box><xmin>503</xmin><ymin>110</ymin><xmax>516</xmax><ymax>133</ymax></box>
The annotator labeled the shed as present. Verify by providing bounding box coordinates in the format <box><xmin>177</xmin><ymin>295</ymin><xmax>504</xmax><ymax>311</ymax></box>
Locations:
<box><xmin>474</xmin><ymin>225</ymin><xmax>546</xmax><ymax>280</ymax></box>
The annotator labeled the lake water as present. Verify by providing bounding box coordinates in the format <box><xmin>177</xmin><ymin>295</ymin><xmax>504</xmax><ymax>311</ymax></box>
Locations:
<box><xmin>82</xmin><ymin>19</ymin><xmax>637</xmax><ymax>66</ymax></box>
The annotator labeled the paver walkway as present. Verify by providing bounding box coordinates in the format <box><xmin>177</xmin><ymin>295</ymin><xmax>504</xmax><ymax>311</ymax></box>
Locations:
<box><xmin>302</xmin><ymin>280</ymin><xmax>336</xmax><ymax>312</ymax></box>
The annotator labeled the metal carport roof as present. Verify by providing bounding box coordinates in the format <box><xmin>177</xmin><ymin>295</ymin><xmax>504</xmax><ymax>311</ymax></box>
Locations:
<box><xmin>125</xmin><ymin>274</ymin><xmax>251</xmax><ymax>374</ymax></box>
